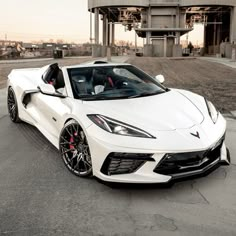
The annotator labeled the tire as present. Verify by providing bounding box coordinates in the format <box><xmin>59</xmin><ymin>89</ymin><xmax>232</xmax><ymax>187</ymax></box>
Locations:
<box><xmin>59</xmin><ymin>120</ymin><xmax>92</xmax><ymax>177</ymax></box>
<box><xmin>227</xmin><ymin>148</ymin><xmax>231</xmax><ymax>164</ymax></box>
<box><xmin>7</xmin><ymin>87</ymin><xmax>21</xmax><ymax>123</ymax></box>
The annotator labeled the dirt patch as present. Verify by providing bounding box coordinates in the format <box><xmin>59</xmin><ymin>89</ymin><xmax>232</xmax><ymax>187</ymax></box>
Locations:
<box><xmin>1</xmin><ymin>56</ymin><xmax>235</xmax><ymax>113</ymax></box>
<box><xmin>127</xmin><ymin>57</ymin><xmax>236</xmax><ymax>113</ymax></box>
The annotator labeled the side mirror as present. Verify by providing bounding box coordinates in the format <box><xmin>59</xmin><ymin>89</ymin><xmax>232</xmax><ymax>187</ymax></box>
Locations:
<box><xmin>155</xmin><ymin>75</ymin><xmax>165</xmax><ymax>84</ymax></box>
<box><xmin>38</xmin><ymin>84</ymin><xmax>56</xmax><ymax>94</ymax></box>
<box><xmin>38</xmin><ymin>84</ymin><xmax>66</xmax><ymax>98</ymax></box>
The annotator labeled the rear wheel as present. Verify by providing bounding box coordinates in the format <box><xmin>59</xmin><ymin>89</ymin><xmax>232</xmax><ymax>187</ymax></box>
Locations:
<box><xmin>7</xmin><ymin>87</ymin><xmax>21</xmax><ymax>123</ymax></box>
<box><xmin>59</xmin><ymin>120</ymin><xmax>92</xmax><ymax>177</ymax></box>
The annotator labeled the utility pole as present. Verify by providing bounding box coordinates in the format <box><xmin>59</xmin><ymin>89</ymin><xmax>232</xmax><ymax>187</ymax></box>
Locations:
<box><xmin>90</xmin><ymin>10</ymin><xmax>93</xmax><ymax>44</ymax></box>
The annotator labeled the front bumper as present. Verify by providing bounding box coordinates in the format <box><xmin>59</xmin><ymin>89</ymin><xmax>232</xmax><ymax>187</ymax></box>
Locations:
<box><xmin>88</xmin><ymin>132</ymin><xmax>230</xmax><ymax>184</ymax></box>
<box><xmin>154</xmin><ymin>134</ymin><xmax>229</xmax><ymax>180</ymax></box>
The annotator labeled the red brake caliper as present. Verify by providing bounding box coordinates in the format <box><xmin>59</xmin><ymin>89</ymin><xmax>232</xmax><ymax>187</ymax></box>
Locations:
<box><xmin>69</xmin><ymin>132</ymin><xmax>78</xmax><ymax>150</ymax></box>
<box><xmin>69</xmin><ymin>136</ymin><xmax>74</xmax><ymax>150</ymax></box>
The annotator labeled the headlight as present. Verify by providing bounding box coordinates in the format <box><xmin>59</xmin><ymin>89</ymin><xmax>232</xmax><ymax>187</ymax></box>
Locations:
<box><xmin>87</xmin><ymin>114</ymin><xmax>155</xmax><ymax>139</ymax></box>
<box><xmin>205</xmin><ymin>99</ymin><xmax>219</xmax><ymax>123</ymax></box>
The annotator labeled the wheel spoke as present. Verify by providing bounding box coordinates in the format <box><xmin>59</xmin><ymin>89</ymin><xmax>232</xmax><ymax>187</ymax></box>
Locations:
<box><xmin>60</xmin><ymin>136</ymin><xmax>70</xmax><ymax>143</ymax></box>
<box><xmin>8</xmin><ymin>98</ymin><xmax>14</xmax><ymax>104</ymax></box>
<box><xmin>65</xmin><ymin>127</ymin><xmax>73</xmax><ymax>137</ymax></box>
<box><xmin>71</xmin><ymin>123</ymin><xmax>78</xmax><ymax>134</ymax></box>
<box><xmin>83</xmin><ymin>158</ymin><xmax>92</xmax><ymax>168</ymax></box>
<box><xmin>70</xmin><ymin>152</ymin><xmax>80</xmax><ymax>168</ymax></box>
<box><xmin>60</xmin><ymin>123</ymin><xmax>92</xmax><ymax>176</ymax></box>
<box><xmin>60</xmin><ymin>141</ymin><xmax>74</xmax><ymax>146</ymax></box>
<box><xmin>10</xmin><ymin>105</ymin><xmax>16</xmax><ymax>112</ymax></box>
<box><xmin>79</xmin><ymin>131</ymin><xmax>85</xmax><ymax>142</ymax></box>
<box><xmin>73</xmin><ymin>153</ymin><xmax>83</xmax><ymax>170</ymax></box>
<box><xmin>61</xmin><ymin>146</ymin><xmax>75</xmax><ymax>154</ymax></box>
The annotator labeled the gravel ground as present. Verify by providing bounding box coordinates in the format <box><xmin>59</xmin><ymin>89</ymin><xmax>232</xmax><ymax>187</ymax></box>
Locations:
<box><xmin>127</xmin><ymin>57</ymin><xmax>236</xmax><ymax>113</ymax></box>
<box><xmin>0</xmin><ymin>57</ymin><xmax>92</xmax><ymax>89</ymax></box>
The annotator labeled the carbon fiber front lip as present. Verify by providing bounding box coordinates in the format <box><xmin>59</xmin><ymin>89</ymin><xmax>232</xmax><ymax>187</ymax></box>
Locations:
<box><xmin>171</xmin><ymin>157</ymin><xmax>220</xmax><ymax>180</ymax></box>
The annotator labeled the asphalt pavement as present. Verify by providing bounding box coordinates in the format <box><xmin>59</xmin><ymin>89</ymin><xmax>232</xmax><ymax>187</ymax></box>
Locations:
<box><xmin>0</xmin><ymin>66</ymin><xmax>236</xmax><ymax>235</ymax></box>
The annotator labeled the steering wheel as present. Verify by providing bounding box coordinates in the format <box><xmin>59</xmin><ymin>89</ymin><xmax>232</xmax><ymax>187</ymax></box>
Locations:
<box><xmin>114</xmin><ymin>79</ymin><xmax>130</xmax><ymax>89</ymax></box>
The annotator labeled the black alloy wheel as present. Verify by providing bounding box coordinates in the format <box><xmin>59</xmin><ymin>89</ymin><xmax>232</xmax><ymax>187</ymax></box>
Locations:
<box><xmin>59</xmin><ymin>120</ymin><xmax>92</xmax><ymax>177</ymax></box>
<box><xmin>7</xmin><ymin>87</ymin><xmax>21</xmax><ymax>123</ymax></box>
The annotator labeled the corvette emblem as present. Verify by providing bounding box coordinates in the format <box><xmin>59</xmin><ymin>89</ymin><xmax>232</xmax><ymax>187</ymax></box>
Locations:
<box><xmin>190</xmin><ymin>131</ymin><xmax>200</xmax><ymax>139</ymax></box>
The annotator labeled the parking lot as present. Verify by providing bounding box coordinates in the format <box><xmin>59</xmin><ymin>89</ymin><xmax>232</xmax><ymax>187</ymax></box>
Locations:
<box><xmin>0</xmin><ymin>57</ymin><xmax>236</xmax><ymax>235</ymax></box>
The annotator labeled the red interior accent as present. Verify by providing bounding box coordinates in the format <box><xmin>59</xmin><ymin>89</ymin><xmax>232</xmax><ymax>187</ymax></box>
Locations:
<box><xmin>108</xmin><ymin>77</ymin><xmax>114</xmax><ymax>87</ymax></box>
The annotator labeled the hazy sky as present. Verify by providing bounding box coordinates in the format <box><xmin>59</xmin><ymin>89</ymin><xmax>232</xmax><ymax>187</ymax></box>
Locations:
<box><xmin>0</xmin><ymin>0</ymin><xmax>202</xmax><ymax>45</ymax></box>
<box><xmin>0</xmin><ymin>0</ymin><xmax>138</xmax><ymax>43</ymax></box>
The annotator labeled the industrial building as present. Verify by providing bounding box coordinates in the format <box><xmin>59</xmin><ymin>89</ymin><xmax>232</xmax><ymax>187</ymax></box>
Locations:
<box><xmin>88</xmin><ymin>0</ymin><xmax>236</xmax><ymax>57</ymax></box>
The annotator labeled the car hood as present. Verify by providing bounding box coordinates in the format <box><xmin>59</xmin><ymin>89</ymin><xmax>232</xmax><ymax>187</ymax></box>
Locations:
<box><xmin>83</xmin><ymin>90</ymin><xmax>204</xmax><ymax>132</ymax></box>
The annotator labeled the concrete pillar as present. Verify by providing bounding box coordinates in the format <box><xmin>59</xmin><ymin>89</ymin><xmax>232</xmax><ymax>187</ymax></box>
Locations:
<box><xmin>101</xmin><ymin>46</ymin><xmax>107</xmax><ymax>57</ymax></box>
<box><xmin>164</xmin><ymin>35</ymin><xmax>167</xmax><ymax>57</ymax></box>
<box><xmin>213</xmin><ymin>18</ymin><xmax>217</xmax><ymax>55</ymax></box>
<box><xmin>230</xmin><ymin>6</ymin><xmax>236</xmax><ymax>43</ymax></box>
<box><xmin>144</xmin><ymin>44</ymin><xmax>153</xmax><ymax>57</ymax></box>
<box><xmin>106</xmin><ymin>19</ymin><xmax>109</xmax><ymax>46</ymax></box>
<box><xmin>175</xmin><ymin>7</ymin><xmax>180</xmax><ymax>45</ymax></box>
<box><xmin>173</xmin><ymin>44</ymin><xmax>182</xmax><ymax>57</ymax></box>
<box><xmin>135</xmin><ymin>31</ymin><xmax>137</xmax><ymax>54</ymax></box>
<box><xmin>146</xmin><ymin>32</ymin><xmax>151</xmax><ymax>44</ymax></box>
<box><xmin>111</xmin><ymin>23</ymin><xmax>115</xmax><ymax>46</ymax></box>
<box><xmin>175</xmin><ymin>32</ymin><xmax>180</xmax><ymax>45</ymax></box>
<box><xmin>94</xmin><ymin>8</ymin><xmax>99</xmax><ymax>45</ymax></box>
<box><xmin>217</xmin><ymin>24</ymin><xmax>221</xmax><ymax>46</ymax></box>
<box><xmin>225</xmin><ymin>43</ymin><xmax>232</xmax><ymax>58</ymax></box>
<box><xmin>107</xmin><ymin>47</ymin><xmax>111</xmax><ymax>61</ymax></box>
<box><xmin>103</xmin><ymin>14</ymin><xmax>107</xmax><ymax>46</ymax></box>
<box><xmin>108</xmin><ymin>22</ymin><xmax>111</xmax><ymax>46</ymax></box>
<box><xmin>92</xmin><ymin>44</ymin><xmax>102</xmax><ymax>57</ymax></box>
<box><xmin>90</xmin><ymin>10</ymin><xmax>93</xmax><ymax>44</ymax></box>
<box><xmin>146</xmin><ymin>7</ymin><xmax>152</xmax><ymax>44</ymax></box>
<box><xmin>232</xmin><ymin>46</ymin><xmax>236</xmax><ymax>61</ymax></box>
<box><xmin>176</xmin><ymin>7</ymin><xmax>180</xmax><ymax>28</ymax></box>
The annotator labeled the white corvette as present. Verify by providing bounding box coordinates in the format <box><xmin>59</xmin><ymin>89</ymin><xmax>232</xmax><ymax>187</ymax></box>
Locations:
<box><xmin>7</xmin><ymin>61</ymin><xmax>230</xmax><ymax>183</ymax></box>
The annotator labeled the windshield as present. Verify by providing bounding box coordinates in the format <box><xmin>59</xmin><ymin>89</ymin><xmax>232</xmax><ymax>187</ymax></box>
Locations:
<box><xmin>67</xmin><ymin>65</ymin><xmax>167</xmax><ymax>101</ymax></box>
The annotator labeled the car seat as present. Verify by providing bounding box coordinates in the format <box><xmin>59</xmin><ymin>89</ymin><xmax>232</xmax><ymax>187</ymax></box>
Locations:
<box><xmin>72</xmin><ymin>75</ymin><xmax>94</xmax><ymax>96</ymax></box>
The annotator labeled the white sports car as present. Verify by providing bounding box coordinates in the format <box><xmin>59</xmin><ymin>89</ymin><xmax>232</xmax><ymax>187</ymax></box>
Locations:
<box><xmin>7</xmin><ymin>61</ymin><xmax>230</xmax><ymax>183</ymax></box>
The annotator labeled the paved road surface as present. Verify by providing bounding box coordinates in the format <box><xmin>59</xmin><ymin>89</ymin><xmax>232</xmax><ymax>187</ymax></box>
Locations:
<box><xmin>0</xmin><ymin>85</ymin><xmax>236</xmax><ymax>236</ymax></box>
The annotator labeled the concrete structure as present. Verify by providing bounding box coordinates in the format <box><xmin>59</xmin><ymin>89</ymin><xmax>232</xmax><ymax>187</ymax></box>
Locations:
<box><xmin>88</xmin><ymin>0</ymin><xmax>236</xmax><ymax>57</ymax></box>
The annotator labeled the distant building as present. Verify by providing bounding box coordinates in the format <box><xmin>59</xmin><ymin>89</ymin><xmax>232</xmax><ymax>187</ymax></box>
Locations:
<box><xmin>42</xmin><ymin>43</ymin><xmax>57</xmax><ymax>49</ymax></box>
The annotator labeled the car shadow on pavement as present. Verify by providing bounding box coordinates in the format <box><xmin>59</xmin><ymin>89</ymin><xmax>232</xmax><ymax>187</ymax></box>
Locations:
<box><xmin>96</xmin><ymin>164</ymin><xmax>222</xmax><ymax>190</ymax></box>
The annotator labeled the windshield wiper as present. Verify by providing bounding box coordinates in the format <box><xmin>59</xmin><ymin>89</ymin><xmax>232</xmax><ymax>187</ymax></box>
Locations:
<box><xmin>79</xmin><ymin>94</ymin><xmax>131</xmax><ymax>101</ymax></box>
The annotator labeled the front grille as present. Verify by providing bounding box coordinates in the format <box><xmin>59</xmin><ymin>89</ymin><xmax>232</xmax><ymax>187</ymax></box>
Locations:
<box><xmin>154</xmin><ymin>135</ymin><xmax>225</xmax><ymax>176</ymax></box>
<box><xmin>101</xmin><ymin>153</ymin><xmax>154</xmax><ymax>176</ymax></box>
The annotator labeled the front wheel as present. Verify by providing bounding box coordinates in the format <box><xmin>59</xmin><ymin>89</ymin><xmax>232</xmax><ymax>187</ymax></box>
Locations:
<box><xmin>7</xmin><ymin>87</ymin><xmax>21</xmax><ymax>123</ymax></box>
<box><xmin>59</xmin><ymin>120</ymin><xmax>92</xmax><ymax>177</ymax></box>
